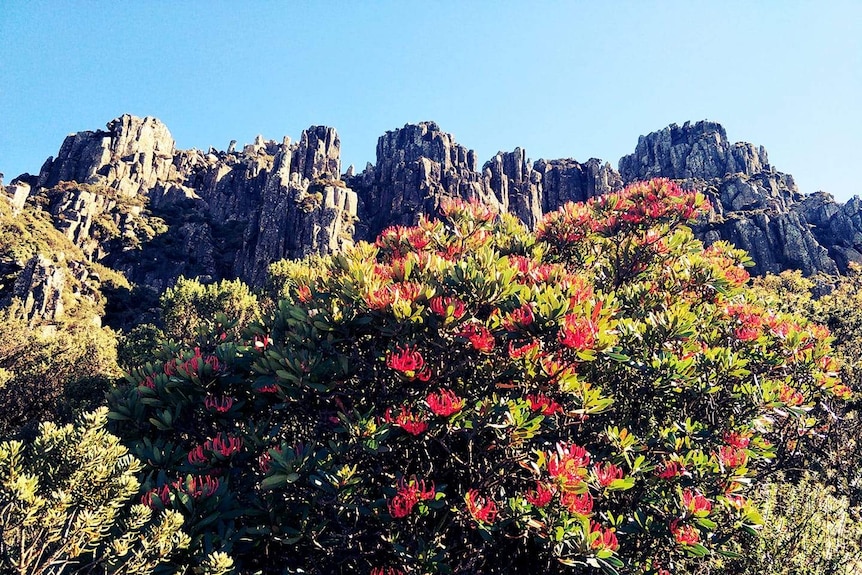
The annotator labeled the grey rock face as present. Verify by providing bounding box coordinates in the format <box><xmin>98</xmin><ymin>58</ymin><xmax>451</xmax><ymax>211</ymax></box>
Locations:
<box><xmin>38</xmin><ymin>114</ymin><xmax>176</xmax><ymax>198</ymax></box>
<box><xmin>619</xmin><ymin>121</ymin><xmax>770</xmax><ymax>181</ymax></box>
<box><xmin>350</xmin><ymin>122</ymin><xmax>622</xmax><ymax>239</ymax></box>
<box><xmin>26</xmin><ymin>116</ymin><xmax>357</xmax><ymax>290</ymax></box>
<box><xmin>11</xmin><ymin>254</ymin><xmax>66</xmax><ymax>322</ymax></box>
<box><xmin>352</xmin><ymin>122</ymin><xmax>486</xmax><ymax>239</ymax></box>
<box><xmin>619</xmin><ymin>121</ymin><xmax>853</xmax><ymax>276</ymax></box>
<box><xmin>12</xmin><ymin>113</ymin><xmax>862</xmax><ymax>329</ymax></box>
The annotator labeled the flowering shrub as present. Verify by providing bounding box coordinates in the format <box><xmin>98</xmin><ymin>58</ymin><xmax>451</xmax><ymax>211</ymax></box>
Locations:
<box><xmin>108</xmin><ymin>179</ymin><xmax>849</xmax><ymax>574</ymax></box>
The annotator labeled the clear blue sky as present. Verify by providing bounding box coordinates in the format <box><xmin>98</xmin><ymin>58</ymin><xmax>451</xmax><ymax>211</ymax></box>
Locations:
<box><xmin>2</xmin><ymin>1</ymin><xmax>860</xmax><ymax>200</ymax></box>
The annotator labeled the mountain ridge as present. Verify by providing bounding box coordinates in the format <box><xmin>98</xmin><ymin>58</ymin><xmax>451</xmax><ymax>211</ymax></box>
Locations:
<box><xmin>4</xmin><ymin>114</ymin><xmax>862</xmax><ymax>326</ymax></box>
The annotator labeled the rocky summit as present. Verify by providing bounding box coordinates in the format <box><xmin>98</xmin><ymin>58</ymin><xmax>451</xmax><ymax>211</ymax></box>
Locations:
<box><xmin>3</xmin><ymin>115</ymin><xmax>862</xmax><ymax>324</ymax></box>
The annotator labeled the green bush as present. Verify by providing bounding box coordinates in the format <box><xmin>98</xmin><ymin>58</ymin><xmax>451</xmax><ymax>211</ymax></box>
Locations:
<box><xmin>108</xmin><ymin>179</ymin><xmax>849</xmax><ymax>574</ymax></box>
<box><xmin>0</xmin><ymin>301</ymin><xmax>121</xmax><ymax>437</ymax></box>
<box><xmin>0</xmin><ymin>408</ymin><xmax>190</xmax><ymax>574</ymax></box>
<box><xmin>735</xmin><ymin>473</ymin><xmax>862</xmax><ymax>575</ymax></box>
<box><xmin>159</xmin><ymin>277</ymin><xmax>259</xmax><ymax>343</ymax></box>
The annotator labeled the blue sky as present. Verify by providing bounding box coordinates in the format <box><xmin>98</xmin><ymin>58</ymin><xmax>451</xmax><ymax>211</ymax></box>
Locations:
<box><xmin>2</xmin><ymin>1</ymin><xmax>860</xmax><ymax>200</ymax></box>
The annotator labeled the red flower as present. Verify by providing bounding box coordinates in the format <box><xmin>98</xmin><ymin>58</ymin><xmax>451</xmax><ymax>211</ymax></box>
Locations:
<box><xmin>387</xmin><ymin>345</ymin><xmax>431</xmax><ymax>381</ymax></box>
<box><xmin>670</xmin><ymin>519</ymin><xmax>700</xmax><ymax>545</ymax></box>
<box><xmin>387</xmin><ymin>475</ymin><xmax>435</xmax><ymax>518</ymax></box>
<box><xmin>726</xmin><ymin>304</ymin><xmax>764</xmax><ymax>341</ymax></box>
<box><xmin>593</xmin><ymin>462</ymin><xmax>623</xmax><ymax>487</ymax></box>
<box><xmin>385</xmin><ymin>406</ymin><xmax>428</xmax><ymax>436</ymax></box>
<box><xmin>779</xmin><ymin>385</ymin><xmax>805</xmax><ymax>406</ymax></box>
<box><xmin>429</xmin><ymin>295</ymin><xmax>466</xmax><ymax>319</ymax></box>
<box><xmin>458</xmin><ymin>323</ymin><xmax>495</xmax><ymax>353</ymax></box>
<box><xmin>547</xmin><ymin>443</ymin><xmax>590</xmax><ymax>490</ymax></box>
<box><xmin>206</xmin><ymin>433</ymin><xmax>243</xmax><ymax>458</ymax></box>
<box><xmin>508</xmin><ymin>339</ymin><xmax>539</xmax><ymax>359</ymax></box>
<box><xmin>392</xmin><ymin>282</ymin><xmax>421</xmax><ymax>302</ymax></box>
<box><xmin>559</xmin><ymin>302</ymin><xmax>604</xmax><ymax>351</ymax></box>
<box><xmin>426</xmin><ymin>388</ymin><xmax>465</xmax><ymax>417</ymax></box>
<box><xmin>723</xmin><ymin>431</ymin><xmax>751</xmax><ymax>449</ymax></box>
<box><xmin>184</xmin><ymin>475</ymin><xmax>220</xmax><ymax>498</ymax></box>
<box><xmin>502</xmin><ymin>304</ymin><xmax>534</xmax><ymax>330</ymax></box>
<box><xmin>204</xmin><ymin>355</ymin><xmax>220</xmax><ymax>371</ymax></box>
<box><xmin>717</xmin><ymin>445</ymin><xmax>748</xmax><ymax>468</ymax></box>
<box><xmin>296</xmin><ymin>285</ymin><xmax>312</xmax><ymax>303</ymax></box>
<box><xmin>465</xmin><ymin>489</ymin><xmax>498</xmax><ymax>524</ymax></box>
<box><xmin>527</xmin><ymin>393</ymin><xmax>562</xmax><ymax>415</ymax></box>
<box><xmin>561</xmin><ymin>491</ymin><xmax>593</xmax><ymax>516</ymax></box>
<box><xmin>370</xmin><ymin>568</ymin><xmax>404</xmax><ymax>575</ymax></box>
<box><xmin>187</xmin><ymin>445</ymin><xmax>208</xmax><ymax>466</ymax></box>
<box><xmin>525</xmin><ymin>481</ymin><xmax>554</xmax><ymax>508</ymax></box>
<box><xmin>163</xmin><ymin>359</ymin><xmax>177</xmax><ymax>376</ymax></box>
<box><xmin>366</xmin><ymin>286</ymin><xmax>395</xmax><ymax>310</ymax></box>
<box><xmin>590</xmin><ymin>521</ymin><xmax>619</xmax><ymax>551</ymax></box>
<box><xmin>681</xmin><ymin>489</ymin><xmax>712</xmax><ymax>516</ymax></box>
<box><xmin>254</xmin><ymin>334</ymin><xmax>272</xmax><ymax>350</ymax></box>
<box><xmin>656</xmin><ymin>460</ymin><xmax>686</xmax><ymax>480</ymax></box>
<box><xmin>388</xmin><ymin>492</ymin><xmax>416</xmax><ymax>518</ymax></box>
<box><xmin>204</xmin><ymin>394</ymin><xmax>234</xmax><ymax>413</ymax></box>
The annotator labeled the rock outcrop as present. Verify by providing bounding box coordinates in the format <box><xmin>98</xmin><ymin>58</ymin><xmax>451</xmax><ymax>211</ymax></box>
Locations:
<box><xmin>8</xmin><ymin>114</ymin><xmax>862</xmax><ymax>327</ymax></box>
<box><xmin>619</xmin><ymin>121</ymin><xmax>841</xmax><ymax>276</ymax></box>
<box><xmin>32</xmin><ymin>115</ymin><xmax>357</xmax><ymax>290</ymax></box>
<box><xmin>349</xmin><ymin>122</ymin><xmax>622</xmax><ymax>239</ymax></box>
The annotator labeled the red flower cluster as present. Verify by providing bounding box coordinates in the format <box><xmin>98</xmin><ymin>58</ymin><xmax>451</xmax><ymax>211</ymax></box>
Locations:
<box><xmin>376</xmin><ymin>225</ymin><xmax>432</xmax><ymax>253</ymax></box>
<box><xmin>717</xmin><ymin>445</ymin><xmax>748</xmax><ymax>468</ymax></box>
<box><xmin>593</xmin><ymin>462</ymin><xmax>623</xmax><ymax>487</ymax></box>
<box><xmin>561</xmin><ymin>491</ymin><xmax>593</xmax><ymax>516</ymax></box>
<box><xmin>681</xmin><ymin>489</ymin><xmax>712</xmax><ymax>516</ymax></box>
<box><xmin>440</xmin><ymin>197</ymin><xmax>497</xmax><ymax>223</ymax></box>
<box><xmin>778</xmin><ymin>384</ymin><xmax>805</xmax><ymax>406</ymax></box>
<box><xmin>429</xmin><ymin>295</ymin><xmax>466</xmax><ymax>319</ymax></box>
<box><xmin>547</xmin><ymin>443</ymin><xmax>591</xmax><ymax>490</ymax></box>
<box><xmin>525</xmin><ymin>481</ymin><xmax>554</xmax><ymax>508</ymax></box>
<box><xmin>527</xmin><ymin>393</ymin><xmax>562</xmax><ymax>415</ymax></box>
<box><xmin>723</xmin><ymin>430</ymin><xmax>751</xmax><ymax>449</ymax></box>
<box><xmin>656</xmin><ymin>459</ymin><xmax>686</xmax><ymax>480</ymax></box>
<box><xmin>426</xmin><ymin>388</ymin><xmax>465</xmax><ymax>417</ymax></box>
<box><xmin>141</xmin><ymin>474</ymin><xmax>220</xmax><ymax>509</ymax></box>
<box><xmin>388</xmin><ymin>475</ymin><xmax>436</xmax><ymax>518</ymax></box>
<box><xmin>385</xmin><ymin>406</ymin><xmax>428</xmax><ymax>435</ymax></box>
<box><xmin>366</xmin><ymin>286</ymin><xmax>395</xmax><ymax>310</ymax></box>
<box><xmin>253</xmin><ymin>334</ymin><xmax>272</xmax><ymax>350</ymax></box>
<box><xmin>508</xmin><ymin>339</ymin><xmax>539</xmax><ymax>360</ymax></box>
<box><xmin>589</xmin><ymin>521</ymin><xmax>619</xmax><ymax>551</ymax></box>
<box><xmin>370</xmin><ymin>568</ymin><xmax>404</xmax><ymax>575</ymax></box>
<box><xmin>208</xmin><ymin>433</ymin><xmax>243</xmax><ymax>458</ymax></box>
<box><xmin>204</xmin><ymin>394</ymin><xmax>234</xmax><ymax>413</ymax></box>
<box><xmin>670</xmin><ymin>519</ymin><xmax>700</xmax><ymax>545</ymax></box>
<box><xmin>387</xmin><ymin>345</ymin><xmax>432</xmax><ymax>381</ymax></box>
<box><xmin>559</xmin><ymin>302</ymin><xmax>606</xmax><ymax>352</ymax></box>
<box><xmin>457</xmin><ymin>323</ymin><xmax>495</xmax><ymax>353</ymax></box>
<box><xmin>725</xmin><ymin>303</ymin><xmax>764</xmax><ymax>341</ymax></box>
<box><xmin>502</xmin><ymin>304</ymin><xmax>534</xmax><ymax>330</ymax></box>
<box><xmin>465</xmin><ymin>489</ymin><xmax>498</xmax><ymax>524</ymax></box>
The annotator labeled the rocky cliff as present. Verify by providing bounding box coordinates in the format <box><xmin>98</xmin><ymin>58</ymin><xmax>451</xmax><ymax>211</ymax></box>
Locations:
<box><xmin>4</xmin><ymin>115</ymin><xmax>861</xmax><ymax>326</ymax></box>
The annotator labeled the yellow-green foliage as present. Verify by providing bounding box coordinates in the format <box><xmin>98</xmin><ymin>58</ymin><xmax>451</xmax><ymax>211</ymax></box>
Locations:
<box><xmin>264</xmin><ymin>254</ymin><xmax>331</xmax><ymax>308</ymax></box>
<box><xmin>0</xmin><ymin>408</ymin><xmax>190</xmax><ymax>574</ymax></box>
<box><xmin>160</xmin><ymin>277</ymin><xmax>259</xmax><ymax>343</ymax></box>
<box><xmin>0</xmin><ymin>301</ymin><xmax>121</xmax><ymax>437</ymax></box>
<box><xmin>737</xmin><ymin>474</ymin><xmax>862</xmax><ymax>575</ymax></box>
